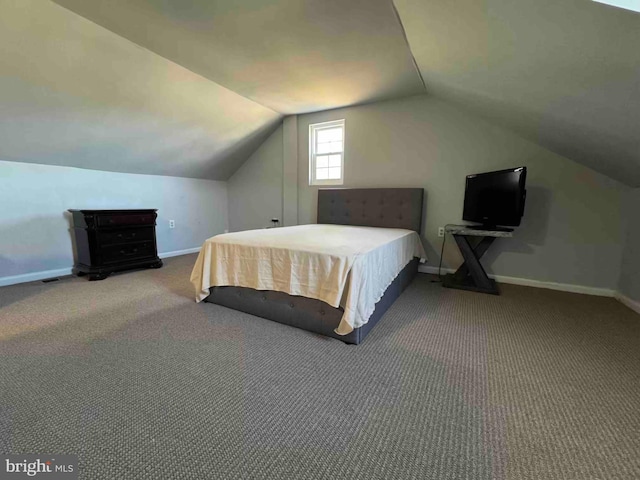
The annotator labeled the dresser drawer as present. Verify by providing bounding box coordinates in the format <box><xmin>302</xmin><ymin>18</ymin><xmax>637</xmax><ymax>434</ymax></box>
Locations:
<box><xmin>101</xmin><ymin>242</ymin><xmax>156</xmax><ymax>264</ymax></box>
<box><xmin>97</xmin><ymin>227</ymin><xmax>155</xmax><ymax>245</ymax></box>
<box><xmin>97</xmin><ymin>213</ymin><xmax>156</xmax><ymax>227</ymax></box>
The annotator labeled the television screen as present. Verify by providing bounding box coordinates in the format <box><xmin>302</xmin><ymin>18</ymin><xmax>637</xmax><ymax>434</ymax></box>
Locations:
<box><xmin>462</xmin><ymin>167</ymin><xmax>527</xmax><ymax>228</ymax></box>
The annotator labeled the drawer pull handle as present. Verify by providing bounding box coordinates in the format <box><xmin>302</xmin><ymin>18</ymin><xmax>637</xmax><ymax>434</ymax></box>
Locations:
<box><xmin>116</xmin><ymin>232</ymin><xmax>137</xmax><ymax>240</ymax></box>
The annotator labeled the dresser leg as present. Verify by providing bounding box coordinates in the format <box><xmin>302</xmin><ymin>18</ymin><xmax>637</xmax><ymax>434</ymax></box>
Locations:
<box><xmin>149</xmin><ymin>260</ymin><xmax>163</xmax><ymax>269</ymax></box>
<box><xmin>88</xmin><ymin>273</ymin><xmax>109</xmax><ymax>281</ymax></box>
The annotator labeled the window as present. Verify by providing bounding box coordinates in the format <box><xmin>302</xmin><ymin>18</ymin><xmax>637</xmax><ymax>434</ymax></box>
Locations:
<box><xmin>309</xmin><ymin>119</ymin><xmax>345</xmax><ymax>186</ymax></box>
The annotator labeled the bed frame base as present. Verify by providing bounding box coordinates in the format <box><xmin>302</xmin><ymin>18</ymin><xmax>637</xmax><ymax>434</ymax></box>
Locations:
<box><xmin>204</xmin><ymin>258</ymin><xmax>419</xmax><ymax>345</ymax></box>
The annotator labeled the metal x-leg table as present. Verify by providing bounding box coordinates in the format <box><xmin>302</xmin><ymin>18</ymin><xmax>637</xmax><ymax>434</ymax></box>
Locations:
<box><xmin>441</xmin><ymin>225</ymin><xmax>513</xmax><ymax>295</ymax></box>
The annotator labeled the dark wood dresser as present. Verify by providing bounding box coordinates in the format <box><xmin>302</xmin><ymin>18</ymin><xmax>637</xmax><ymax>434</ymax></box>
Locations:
<box><xmin>69</xmin><ymin>209</ymin><xmax>162</xmax><ymax>280</ymax></box>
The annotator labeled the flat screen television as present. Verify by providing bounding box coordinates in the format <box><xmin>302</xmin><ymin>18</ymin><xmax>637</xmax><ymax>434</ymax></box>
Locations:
<box><xmin>462</xmin><ymin>167</ymin><xmax>527</xmax><ymax>231</ymax></box>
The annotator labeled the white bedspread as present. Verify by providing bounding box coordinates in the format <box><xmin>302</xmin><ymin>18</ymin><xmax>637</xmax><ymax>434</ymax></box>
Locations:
<box><xmin>190</xmin><ymin>224</ymin><xmax>426</xmax><ymax>335</ymax></box>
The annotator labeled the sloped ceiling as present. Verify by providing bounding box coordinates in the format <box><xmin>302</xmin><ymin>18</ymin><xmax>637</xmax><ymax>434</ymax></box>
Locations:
<box><xmin>51</xmin><ymin>0</ymin><xmax>425</xmax><ymax>114</ymax></box>
<box><xmin>393</xmin><ymin>0</ymin><xmax>640</xmax><ymax>187</ymax></box>
<box><xmin>3</xmin><ymin>0</ymin><xmax>639</xmax><ymax>185</ymax></box>
<box><xmin>0</xmin><ymin>0</ymin><xmax>282</xmax><ymax>180</ymax></box>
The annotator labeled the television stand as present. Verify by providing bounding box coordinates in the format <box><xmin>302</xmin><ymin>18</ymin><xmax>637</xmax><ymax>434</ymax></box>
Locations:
<box><xmin>442</xmin><ymin>224</ymin><xmax>513</xmax><ymax>295</ymax></box>
<box><xmin>465</xmin><ymin>225</ymin><xmax>513</xmax><ymax>232</ymax></box>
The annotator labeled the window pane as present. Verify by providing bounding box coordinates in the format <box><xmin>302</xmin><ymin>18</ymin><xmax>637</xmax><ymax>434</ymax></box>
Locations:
<box><xmin>316</xmin><ymin>168</ymin><xmax>329</xmax><ymax>180</ymax></box>
<box><xmin>328</xmin><ymin>155</ymin><xmax>341</xmax><ymax>167</ymax></box>
<box><xmin>316</xmin><ymin>143</ymin><xmax>330</xmax><ymax>154</ymax></box>
<box><xmin>329</xmin><ymin>141</ymin><xmax>342</xmax><ymax>152</ymax></box>
<box><xmin>316</xmin><ymin>143</ymin><xmax>332</xmax><ymax>154</ymax></box>
<box><xmin>309</xmin><ymin>120</ymin><xmax>344</xmax><ymax>185</ymax></box>
<box><xmin>317</xmin><ymin>141</ymin><xmax>342</xmax><ymax>154</ymax></box>
<box><xmin>317</xmin><ymin>127</ymin><xmax>342</xmax><ymax>143</ymax></box>
<box><xmin>316</xmin><ymin>155</ymin><xmax>328</xmax><ymax>168</ymax></box>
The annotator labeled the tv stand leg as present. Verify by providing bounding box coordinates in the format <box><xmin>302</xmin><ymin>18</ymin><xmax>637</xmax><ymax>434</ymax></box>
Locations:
<box><xmin>451</xmin><ymin>236</ymin><xmax>495</xmax><ymax>282</ymax></box>
<box><xmin>444</xmin><ymin>234</ymin><xmax>499</xmax><ymax>295</ymax></box>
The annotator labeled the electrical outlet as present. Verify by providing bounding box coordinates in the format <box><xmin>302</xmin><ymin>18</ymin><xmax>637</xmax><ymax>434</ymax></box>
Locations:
<box><xmin>438</xmin><ymin>227</ymin><xmax>445</xmax><ymax>237</ymax></box>
<box><xmin>169</xmin><ymin>220</ymin><xmax>175</xmax><ymax>229</ymax></box>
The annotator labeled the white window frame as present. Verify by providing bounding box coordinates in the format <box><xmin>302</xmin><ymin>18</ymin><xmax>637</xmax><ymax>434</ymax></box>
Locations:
<box><xmin>309</xmin><ymin>119</ymin><xmax>345</xmax><ymax>186</ymax></box>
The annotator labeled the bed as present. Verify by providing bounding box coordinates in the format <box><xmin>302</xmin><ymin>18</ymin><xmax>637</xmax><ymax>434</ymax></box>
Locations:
<box><xmin>190</xmin><ymin>188</ymin><xmax>425</xmax><ymax>344</ymax></box>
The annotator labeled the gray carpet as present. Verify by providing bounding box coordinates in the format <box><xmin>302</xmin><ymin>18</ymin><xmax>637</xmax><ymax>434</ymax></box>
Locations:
<box><xmin>1</xmin><ymin>254</ymin><xmax>639</xmax><ymax>479</ymax></box>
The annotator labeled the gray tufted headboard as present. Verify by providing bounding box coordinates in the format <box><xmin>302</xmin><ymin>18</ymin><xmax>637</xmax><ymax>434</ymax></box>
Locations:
<box><xmin>317</xmin><ymin>188</ymin><xmax>424</xmax><ymax>233</ymax></box>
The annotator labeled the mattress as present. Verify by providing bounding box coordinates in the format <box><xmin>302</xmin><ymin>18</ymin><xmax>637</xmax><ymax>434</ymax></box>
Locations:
<box><xmin>190</xmin><ymin>224</ymin><xmax>426</xmax><ymax>334</ymax></box>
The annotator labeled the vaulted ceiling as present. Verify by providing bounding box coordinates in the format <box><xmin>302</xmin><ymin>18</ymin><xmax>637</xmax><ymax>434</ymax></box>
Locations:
<box><xmin>0</xmin><ymin>0</ymin><xmax>281</xmax><ymax>180</ymax></box>
<box><xmin>2</xmin><ymin>0</ymin><xmax>639</xmax><ymax>185</ymax></box>
<box><xmin>52</xmin><ymin>0</ymin><xmax>425</xmax><ymax>114</ymax></box>
<box><xmin>394</xmin><ymin>0</ymin><xmax>640</xmax><ymax>186</ymax></box>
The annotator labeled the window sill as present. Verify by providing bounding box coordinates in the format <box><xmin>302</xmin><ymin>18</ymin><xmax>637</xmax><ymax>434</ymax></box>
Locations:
<box><xmin>310</xmin><ymin>179</ymin><xmax>344</xmax><ymax>186</ymax></box>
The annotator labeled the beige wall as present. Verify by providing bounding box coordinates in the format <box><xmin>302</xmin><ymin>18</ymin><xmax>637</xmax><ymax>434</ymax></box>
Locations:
<box><xmin>282</xmin><ymin>116</ymin><xmax>299</xmax><ymax>226</ymax></box>
<box><xmin>297</xmin><ymin>95</ymin><xmax>624</xmax><ymax>290</ymax></box>
<box><xmin>0</xmin><ymin>160</ymin><xmax>227</xmax><ymax>284</ymax></box>
<box><xmin>228</xmin><ymin>94</ymin><xmax>626</xmax><ymax>290</ymax></box>
<box><xmin>228</xmin><ymin>125</ymin><xmax>284</xmax><ymax>232</ymax></box>
<box><xmin>618</xmin><ymin>188</ymin><xmax>640</xmax><ymax>302</ymax></box>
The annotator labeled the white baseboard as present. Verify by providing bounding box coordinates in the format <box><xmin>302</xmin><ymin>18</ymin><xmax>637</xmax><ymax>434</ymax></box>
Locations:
<box><xmin>419</xmin><ymin>265</ymin><xmax>455</xmax><ymax>276</ymax></box>
<box><xmin>0</xmin><ymin>267</ymin><xmax>74</xmax><ymax>287</ymax></box>
<box><xmin>615</xmin><ymin>292</ymin><xmax>640</xmax><ymax>315</ymax></box>
<box><xmin>0</xmin><ymin>247</ymin><xmax>202</xmax><ymax>287</ymax></box>
<box><xmin>419</xmin><ymin>265</ymin><xmax>616</xmax><ymax>297</ymax></box>
<box><xmin>1</xmin><ymin>253</ymin><xmax>634</xmax><ymax>314</ymax></box>
<box><xmin>159</xmin><ymin>247</ymin><xmax>201</xmax><ymax>259</ymax></box>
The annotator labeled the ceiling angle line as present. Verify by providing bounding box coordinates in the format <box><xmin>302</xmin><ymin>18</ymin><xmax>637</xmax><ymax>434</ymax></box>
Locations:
<box><xmin>390</xmin><ymin>0</ymin><xmax>427</xmax><ymax>93</ymax></box>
